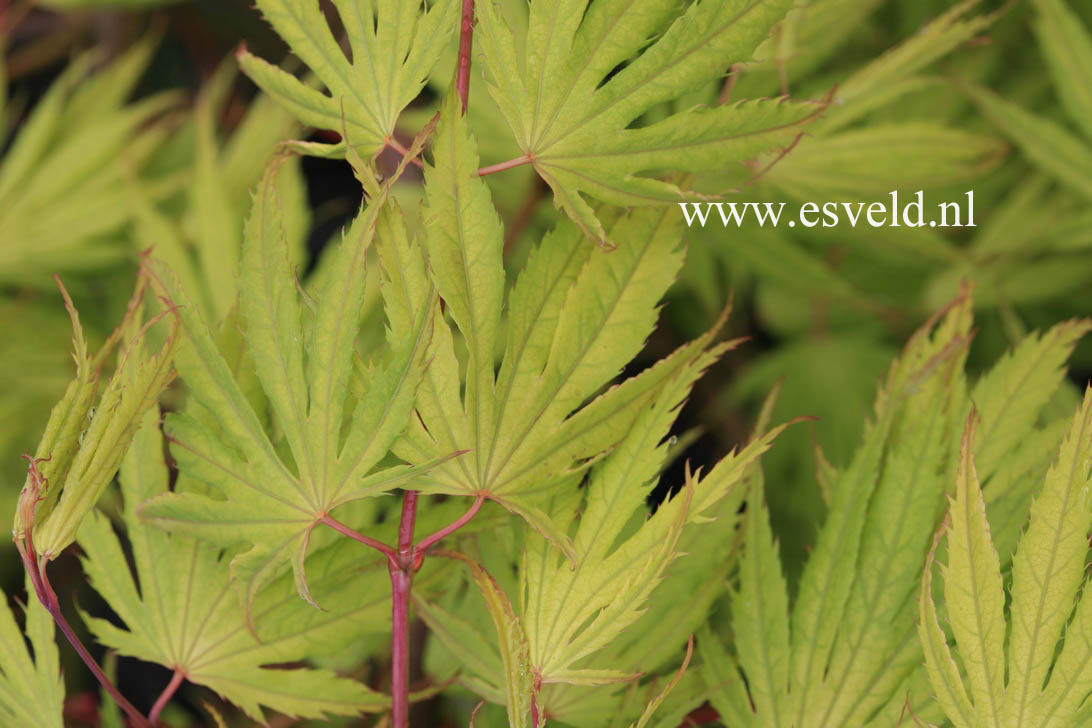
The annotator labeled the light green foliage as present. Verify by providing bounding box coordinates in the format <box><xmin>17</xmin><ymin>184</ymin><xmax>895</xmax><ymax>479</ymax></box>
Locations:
<box><xmin>396</xmin><ymin>97</ymin><xmax>723</xmax><ymax>554</ymax></box>
<box><xmin>13</xmin><ymin>273</ymin><xmax>179</xmax><ymax>560</ymax></box>
<box><xmin>706</xmin><ymin>290</ymin><xmax>1090</xmax><ymax>727</ymax></box>
<box><xmin>78</xmin><ymin>408</ymin><xmax>388</xmax><ymax>721</ymax></box>
<box><xmin>0</xmin><ymin>35</ymin><xmax>183</xmax><ymax>526</ymax></box>
<box><xmin>409</xmin><ymin>100</ymin><xmax>796</xmax><ymax>725</ymax></box>
<box><xmin>10</xmin><ymin>1</ymin><xmax>1092</xmax><ymax>726</ymax></box>
<box><xmin>474</xmin><ymin>0</ymin><xmax>822</xmax><ymax>243</ymax></box>
<box><xmin>685</xmin><ymin>0</ymin><xmax>1008</xmax><ymax>578</ymax></box>
<box><xmin>132</xmin><ymin>59</ymin><xmax>309</xmax><ymax>327</ymax></box>
<box><xmin>706</xmin><ymin>286</ymin><xmax>973</xmax><ymax>728</ymax></box>
<box><xmin>420</xmin><ymin>333</ymin><xmax>789</xmax><ymax>725</ymax></box>
<box><xmin>0</xmin><ymin>577</ymin><xmax>63</xmax><ymax>728</ymax></box>
<box><xmin>927</xmin><ymin>0</ymin><xmax>1092</xmax><ymax>312</ymax></box>
<box><xmin>967</xmin><ymin>0</ymin><xmax>1092</xmax><ymax>204</ymax></box>
<box><xmin>0</xmin><ymin>35</ymin><xmax>176</xmax><ymax>285</ymax></box>
<box><xmin>922</xmin><ymin>387</ymin><xmax>1092</xmax><ymax>727</ymax></box>
<box><xmin>139</xmin><ymin>159</ymin><xmax>437</xmax><ymax>614</ymax></box>
<box><xmin>239</xmin><ymin>0</ymin><xmax>457</xmax><ymax>158</ymax></box>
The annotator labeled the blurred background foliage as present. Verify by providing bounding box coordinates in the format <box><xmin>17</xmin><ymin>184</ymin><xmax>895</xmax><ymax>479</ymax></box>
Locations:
<box><xmin>3</xmin><ymin>0</ymin><xmax>1092</xmax><ymax>724</ymax></box>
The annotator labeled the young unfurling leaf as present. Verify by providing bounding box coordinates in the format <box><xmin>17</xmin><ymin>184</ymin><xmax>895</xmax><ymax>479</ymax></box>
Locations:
<box><xmin>13</xmin><ymin>271</ymin><xmax>179</xmax><ymax>562</ymax></box>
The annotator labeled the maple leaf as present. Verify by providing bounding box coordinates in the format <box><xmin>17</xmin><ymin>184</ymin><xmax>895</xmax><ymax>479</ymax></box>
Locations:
<box><xmin>13</xmin><ymin>270</ymin><xmax>179</xmax><ymax>562</ymax></box>
<box><xmin>921</xmin><ymin>387</ymin><xmax>1092</xmax><ymax>727</ymax></box>
<box><xmin>139</xmin><ymin>157</ymin><xmax>438</xmax><ymax>615</ymax></box>
<box><xmin>78</xmin><ymin>409</ymin><xmax>389</xmax><ymax>721</ymax></box>
<box><xmin>393</xmin><ymin>95</ymin><xmax>755</xmax><ymax>556</ymax></box>
<box><xmin>0</xmin><ymin>576</ymin><xmax>64</xmax><ymax>728</ymax></box>
<box><xmin>473</xmin><ymin>0</ymin><xmax>826</xmax><ymax>243</ymax></box>
<box><xmin>238</xmin><ymin>0</ymin><xmax>457</xmax><ymax>158</ymax></box>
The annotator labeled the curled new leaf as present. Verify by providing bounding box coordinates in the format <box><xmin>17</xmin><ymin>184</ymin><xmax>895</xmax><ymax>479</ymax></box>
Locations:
<box><xmin>13</xmin><ymin>270</ymin><xmax>179</xmax><ymax>562</ymax></box>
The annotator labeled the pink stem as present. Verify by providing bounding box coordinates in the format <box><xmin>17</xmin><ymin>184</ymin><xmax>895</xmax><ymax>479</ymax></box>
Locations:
<box><xmin>389</xmin><ymin>490</ymin><xmax>419</xmax><ymax>728</ymax></box>
<box><xmin>16</xmin><ymin>540</ymin><xmax>151</xmax><ymax>728</ymax></box>
<box><xmin>386</xmin><ymin>136</ymin><xmax>425</xmax><ymax>170</ymax></box>
<box><xmin>323</xmin><ymin>490</ymin><xmax>485</xmax><ymax>727</ymax></box>
<box><xmin>478</xmin><ymin>155</ymin><xmax>532</xmax><ymax>176</ymax></box>
<box><xmin>456</xmin><ymin>0</ymin><xmax>474</xmax><ymax>113</ymax></box>
<box><xmin>320</xmin><ymin>514</ymin><xmax>397</xmax><ymax>560</ymax></box>
<box><xmin>398</xmin><ymin>491</ymin><xmax>419</xmax><ymax>557</ymax></box>
<box><xmin>149</xmin><ymin>669</ymin><xmax>185</xmax><ymax>725</ymax></box>
<box><xmin>412</xmin><ymin>494</ymin><xmax>486</xmax><ymax>569</ymax></box>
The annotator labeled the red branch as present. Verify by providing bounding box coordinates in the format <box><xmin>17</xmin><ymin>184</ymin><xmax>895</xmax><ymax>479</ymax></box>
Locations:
<box><xmin>16</xmin><ymin>530</ymin><xmax>151</xmax><ymax>728</ymax></box>
<box><xmin>321</xmin><ymin>488</ymin><xmax>487</xmax><ymax>728</ymax></box>
<box><xmin>319</xmin><ymin>514</ymin><xmax>397</xmax><ymax>559</ymax></box>
<box><xmin>456</xmin><ymin>0</ymin><xmax>475</xmax><ymax>112</ymax></box>
<box><xmin>389</xmin><ymin>490</ymin><xmax>419</xmax><ymax>728</ymax></box>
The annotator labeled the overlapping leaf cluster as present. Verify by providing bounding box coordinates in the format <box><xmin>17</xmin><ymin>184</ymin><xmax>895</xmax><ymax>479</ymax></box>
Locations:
<box><xmin>922</xmin><ymin>387</ymin><xmax>1092</xmax><ymax>727</ymax></box>
<box><xmin>6</xmin><ymin>1</ymin><xmax>1092</xmax><ymax>727</ymax></box>
<box><xmin>704</xmin><ymin>287</ymin><xmax>1091</xmax><ymax>727</ymax></box>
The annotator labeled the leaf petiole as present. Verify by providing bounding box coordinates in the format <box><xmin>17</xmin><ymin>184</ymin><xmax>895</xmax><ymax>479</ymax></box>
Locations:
<box><xmin>319</xmin><ymin>514</ymin><xmax>397</xmax><ymax>560</ymax></box>
<box><xmin>149</xmin><ymin>668</ymin><xmax>186</xmax><ymax>725</ymax></box>
<box><xmin>412</xmin><ymin>493</ymin><xmax>486</xmax><ymax>570</ymax></box>
<box><xmin>478</xmin><ymin>155</ymin><xmax>532</xmax><ymax>176</ymax></box>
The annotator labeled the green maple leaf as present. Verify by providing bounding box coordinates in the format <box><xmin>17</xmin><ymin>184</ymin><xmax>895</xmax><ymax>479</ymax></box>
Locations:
<box><xmin>393</xmin><ymin>96</ymin><xmax>754</xmax><ymax>556</ymax></box>
<box><xmin>473</xmin><ymin>0</ymin><xmax>825</xmax><ymax>243</ymax></box>
<box><xmin>78</xmin><ymin>409</ymin><xmax>389</xmax><ymax>722</ymax></box>
<box><xmin>419</xmin><ymin>333</ymin><xmax>792</xmax><ymax>726</ymax></box>
<box><xmin>0</xmin><ymin>34</ymin><xmax>176</xmax><ymax>285</ymax></box>
<box><xmin>238</xmin><ymin>0</ymin><xmax>457</xmax><ymax>158</ymax></box>
<box><xmin>921</xmin><ymin>386</ymin><xmax>1092</xmax><ymax>727</ymax></box>
<box><xmin>964</xmin><ymin>0</ymin><xmax>1092</xmax><ymax>203</ymax></box>
<box><xmin>139</xmin><ymin>158</ymin><xmax>438</xmax><ymax>614</ymax></box>
<box><xmin>704</xmin><ymin>289</ymin><xmax>1091</xmax><ymax>728</ymax></box>
<box><xmin>0</xmin><ymin>577</ymin><xmax>64</xmax><ymax>728</ymax></box>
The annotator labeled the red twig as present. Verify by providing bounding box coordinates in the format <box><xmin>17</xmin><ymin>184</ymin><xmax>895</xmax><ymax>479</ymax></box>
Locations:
<box><xmin>456</xmin><ymin>0</ymin><xmax>475</xmax><ymax>112</ymax></box>
<box><xmin>478</xmin><ymin>154</ymin><xmax>532</xmax><ymax>176</ymax></box>
<box><xmin>149</xmin><ymin>669</ymin><xmax>186</xmax><ymax>725</ymax></box>
<box><xmin>389</xmin><ymin>490</ymin><xmax>419</xmax><ymax>728</ymax></box>
<box><xmin>16</xmin><ymin>534</ymin><xmax>151</xmax><ymax>728</ymax></box>
<box><xmin>321</xmin><ymin>490</ymin><xmax>485</xmax><ymax>727</ymax></box>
